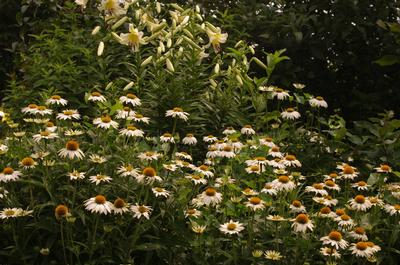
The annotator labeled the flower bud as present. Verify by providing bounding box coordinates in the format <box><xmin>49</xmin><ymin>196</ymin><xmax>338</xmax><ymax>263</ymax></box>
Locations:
<box><xmin>97</xmin><ymin>41</ymin><xmax>104</xmax><ymax>56</ymax></box>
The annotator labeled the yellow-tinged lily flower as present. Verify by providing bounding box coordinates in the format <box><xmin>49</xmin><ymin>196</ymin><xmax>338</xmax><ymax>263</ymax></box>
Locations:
<box><xmin>120</xmin><ymin>24</ymin><xmax>146</xmax><ymax>52</ymax></box>
<box><xmin>206</xmin><ymin>27</ymin><xmax>228</xmax><ymax>53</ymax></box>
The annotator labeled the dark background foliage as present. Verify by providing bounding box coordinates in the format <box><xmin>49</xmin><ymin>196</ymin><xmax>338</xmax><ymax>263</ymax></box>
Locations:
<box><xmin>1</xmin><ymin>0</ymin><xmax>400</xmax><ymax>121</ymax></box>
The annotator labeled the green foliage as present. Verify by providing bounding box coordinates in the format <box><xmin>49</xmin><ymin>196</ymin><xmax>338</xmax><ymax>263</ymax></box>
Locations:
<box><xmin>184</xmin><ymin>0</ymin><xmax>400</xmax><ymax>121</ymax></box>
<box><xmin>0</xmin><ymin>1</ymin><xmax>400</xmax><ymax>264</ymax></box>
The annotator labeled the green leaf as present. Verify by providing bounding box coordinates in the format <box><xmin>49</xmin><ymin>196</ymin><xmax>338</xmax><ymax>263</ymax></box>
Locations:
<box><xmin>294</xmin><ymin>31</ymin><xmax>303</xmax><ymax>42</ymax></box>
<box><xmin>374</xmin><ymin>55</ymin><xmax>400</xmax><ymax>66</ymax></box>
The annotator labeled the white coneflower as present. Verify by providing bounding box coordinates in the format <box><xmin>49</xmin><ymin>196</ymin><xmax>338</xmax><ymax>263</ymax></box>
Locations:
<box><xmin>219</xmin><ymin>220</ymin><xmax>245</xmax><ymax>235</ymax></box>
<box><xmin>368</xmin><ymin>196</ymin><xmax>384</xmax><ymax>207</ymax></box>
<box><xmin>293</xmin><ymin>83</ymin><xmax>305</xmax><ymax>89</ymax></box>
<box><xmin>384</xmin><ymin>204</ymin><xmax>400</xmax><ymax>216</ymax></box>
<box><xmin>88</xmin><ymin>92</ymin><xmax>106</xmax><ymax>102</ymax></box>
<box><xmin>289</xmin><ymin>200</ymin><xmax>306</xmax><ymax>213</ymax></box>
<box><xmin>46</xmin><ymin>95</ymin><xmax>68</xmax><ymax>106</ymax></box>
<box><xmin>320</xmin><ymin>231</ymin><xmax>349</xmax><ymax>250</ymax></box>
<box><xmin>241</xmin><ymin>125</ymin><xmax>255</xmax><ymax>135</ymax></box>
<box><xmin>219</xmin><ymin>145</ymin><xmax>236</xmax><ymax>158</ymax></box>
<box><xmin>271</xmin><ymin>87</ymin><xmax>290</xmax><ymax>100</ymax></box>
<box><xmin>184</xmin><ymin>208</ymin><xmax>201</xmax><ymax>218</ymax></box>
<box><xmin>348</xmin><ymin>227</ymin><xmax>368</xmax><ymax>241</ymax></box>
<box><xmin>117</xmin><ymin>164</ymin><xmax>139</xmax><ymax>177</ymax></box>
<box><xmin>349</xmin><ymin>242</ymin><xmax>376</xmax><ymax>258</ymax></box>
<box><xmin>281</xmin><ymin>154</ymin><xmax>302</xmax><ymax>167</ymax></box>
<box><xmin>323</xmin><ymin>172</ymin><xmax>340</xmax><ymax>181</ymax></box>
<box><xmin>32</xmin><ymin>118</ymin><xmax>49</xmax><ymax>124</ymax></box>
<box><xmin>199</xmin><ymin>187</ymin><xmax>223</xmax><ymax>206</ymax></box>
<box><xmin>34</xmin><ymin>106</ymin><xmax>53</xmax><ymax>116</ymax></box>
<box><xmin>309</xmin><ymin>96</ymin><xmax>328</xmax><ymax>108</ymax></box>
<box><xmin>324</xmin><ymin>179</ymin><xmax>341</xmax><ymax>191</ymax></box>
<box><xmin>0</xmin><ymin>144</ymin><xmax>8</xmax><ymax>154</ymax></box>
<box><xmin>271</xmin><ymin>175</ymin><xmax>296</xmax><ymax>192</ymax></box>
<box><xmin>175</xmin><ymin>152</ymin><xmax>192</xmax><ymax>161</ymax></box>
<box><xmin>244</xmin><ymin>197</ymin><xmax>265</xmax><ymax>211</ymax></box>
<box><xmin>112</xmin><ymin>198</ymin><xmax>130</xmax><ymax>215</ymax></box>
<box><xmin>266</xmin><ymin>215</ymin><xmax>287</xmax><ymax>222</ymax></box>
<box><xmin>163</xmin><ymin>163</ymin><xmax>178</xmax><ymax>172</ymax></box>
<box><xmin>115</xmin><ymin>107</ymin><xmax>135</xmax><ymax>119</ymax></box>
<box><xmin>291</xmin><ymin>213</ymin><xmax>314</xmax><ymax>233</ymax></box>
<box><xmin>338</xmin><ymin>164</ymin><xmax>359</xmax><ymax>180</ymax></box>
<box><xmin>131</xmin><ymin>204</ymin><xmax>152</xmax><ymax>219</ymax></box>
<box><xmin>22</xmin><ymin>104</ymin><xmax>38</xmax><ymax>114</ymax></box>
<box><xmin>191</xmin><ymin>223</ymin><xmax>206</xmax><ymax>234</ymax></box>
<box><xmin>351</xmin><ymin>181</ymin><xmax>370</xmax><ymax>191</ymax></box>
<box><xmin>89</xmin><ymin>154</ymin><xmax>107</xmax><ymax>164</ymax></box>
<box><xmin>45</xmin><ymin>121</ymin><xmax>57</xmax><ymax>132</ymax></box>
<box><xmin>317</xmin><ymin>206</ymin><xmax>336</xmax><ymax>218</ymax></box>
<box><xmin>214</xmin><ymin>140</ymin><xmax>226</xmax><ymax>150</ymax></box>
<box><xmin>264</xmin><ymin>250</ymin><xmax>283</xmax><ymax>260</ymax></box>
<box><xmin>13</xmin><ymin>131</ymin><xmax>26</xmax><ymax>138</ymax></box>
<box><xmin>30</xmin><ymin>151</ymin><xmax>50</xmax><ymax>160</ymax></box>
<box><xmin>57</xmin><ymin>109</ymin><xmax>80</xmax><ymax>120</ymax></box>
<box><xmin>261</xmin><ymin>183</ymin><xmax>278</xmax><ymax>196</ymax></box>
<box><xmin>84</xmin><ymin>195</ymin><xmax>113</xmax><ymax>215</ymax></box>
<box><xmin>64</xmin><ymin>129</ymin><xmax>84</xmax><ymax>136</ymax></box>
<box><xmin>268</xmin><ymin>158</ymin><xmax>286</xmax><ymax>169</ymax></box>
<box><xmin>214</xmin><ymin>176</ymin><xmax>236</xmax><ymax>188</ymax></box>
<box><xmin>54</xmin><ymin>205</ymin><xmax>70</xmax><ymax>220</ymax></box>
<box><xmin>281</xmin><ymin>108</ymin><xmax>301</xmax><ymax>120</ymax></box>
<box><xmin>119</xmin><ymin>125</ymin><xmax>144</xmax><ymax>138</ymax></box>
<box><xmin>175</xmin><ymin>160</ymin><xmax>195</xmax><ymax>170</ymax></box>
<box><xmin>0</xmin><ymin>208</ymin><xmax>24</xmax><ymax>219</ymax></box>
<box><xmin>160</xmin><ymin>133</ymin><xmax>175</xmax><ymax>143</ymax></box>
<box><xmin>119</xmin><ymin>24</ymin><xmax>146</xmax><ymax>52</ymax></box>
<box><xmin>366</xmin><ymin>242</ymin><xmax>381</xmax><ymax>256</ymax></box>
<box><xmin>186</xmin><ymin>174</ymin><xmax>207</xmax><ymax>185</ymax></box>
<box><xmin>181</xmin><ymin>133</ymin><xmax>197</xmax><ymax>145</ymax></box>
<box><xmin>203</xmin><ymin>135</ymin><xmax>218</xmax><ymax>143</ymax></box>
<box><xmin>348</xmin><ymin>195</ymin><xmax>372</xmax><ymax>212</ymax></box>
<box><xmin>319</xmin><ymin>247</ymin><xmax>341</xmax><ymax>259</ymax></box>
<box><xmin>130</xmin><ymin>113</ymin><xmax>150</xmax><ymax>124</ymax></box>
<box><xmin>89</xmin><ymin>174</ymin><xmax>112</xmax><ymax>185</ymax></box>
<box><xmin>68</xmin><ymin>170</ymin><xmax>86</xmax><ymax>180</ymax></box>
<box><xmin>313</xmin><ymin>195</ymin><xmax>338</xmax><ymax>207</ymax></box>
<box><xmin>230</xmin><ymin>139</ymin><xmax>244</xmax><ymax>151</ymax></box>
<box><xmin>335</xmin><ymin>214</ymin><xmax>355</xmax><ymax>229</ymax></box>
<box><xmin>245</xmin><ymin>156</ymin><xmax>269</xmax><ymax>167</ymax></box>
<box><xmin>58</xmin><ymin>140</ymin><xmax>85</xmax><ymax>160</ymax></box>
<box><xmin>93</xmin><ymin>115</ymin><xmax>119</xmax><ymax>129</ymax></box>
<box><xmin>0</xmin><ymin>167</ymin><xmax>22</xmax><ymax>182</ymax></box>
<box><xmin>206</xmin><ymin>146</ymin><xmax>219</xmax><ymax>158</ymax></box>
<box><xmin>223</xmin><ymin>127</ymin><xmax>236</xmax><ymax>135</ymax></box>
<box><xmin>374</xmin><ymin>164</ymin><xmax>392</xmax><ymax>173</ymax></box>
<box><xmin>142</xmin><ymin>167</ymin><xmax>162</xmax><ymax>184</ymax></box>
<box><xmin>138</xmin><ymin>151</ymin><xmax>161</xmax><ymax>161</ymax></box>
<box><xmin>259</xmin><ymin>136</ymin><xmax>275</xmax><ymax>147</ymax></box>
<box><xmin>241</xmin><ymin>187</ymin><xmax>259</xmax><ymax>196</ymax></box>
<box><xmin>32</xmin><ymin>131</ymin><xmax>59</xmax><ymax>142</ymax></box>
<box><xmin>245</xmin><ymin>165</ymin><xmax>261</xmax><ymax>174</ymax></box>
<box><xmin>268</xmin><ymin>146</ymin><xmax>283</xmax><ymax>158</ymax></box>
<box><xmin>119</xmin><ymin>93</ymin><xmax>141</xmax><ymax>106</ymax></box>
<box><xmin>0</xmin><ymin>187</ymin><xmax>9</xmax><ymax>199</ymax></box>
<box><xmin>165</xmin><ymin>107</ymin><xmax>189</xmax><ymax>121</ymax></box>
<box><xmin>194</xmin><ymin>165</ymin><xmax>214</xmax><ymax>178</ymax></box>
<box><xmin>19</xmin><ymin>157</ymin><xmax>37</xmax><ymax>169</ymax></box>
<box><xmin>151</xmin><ymin>187</ymin><xmax>171</xmax><ymax>198</ymax></box>
<box><xmin>305</xmin><ymin>183</ymin><xmax>328</xmax><ymax>196</ymax></box>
